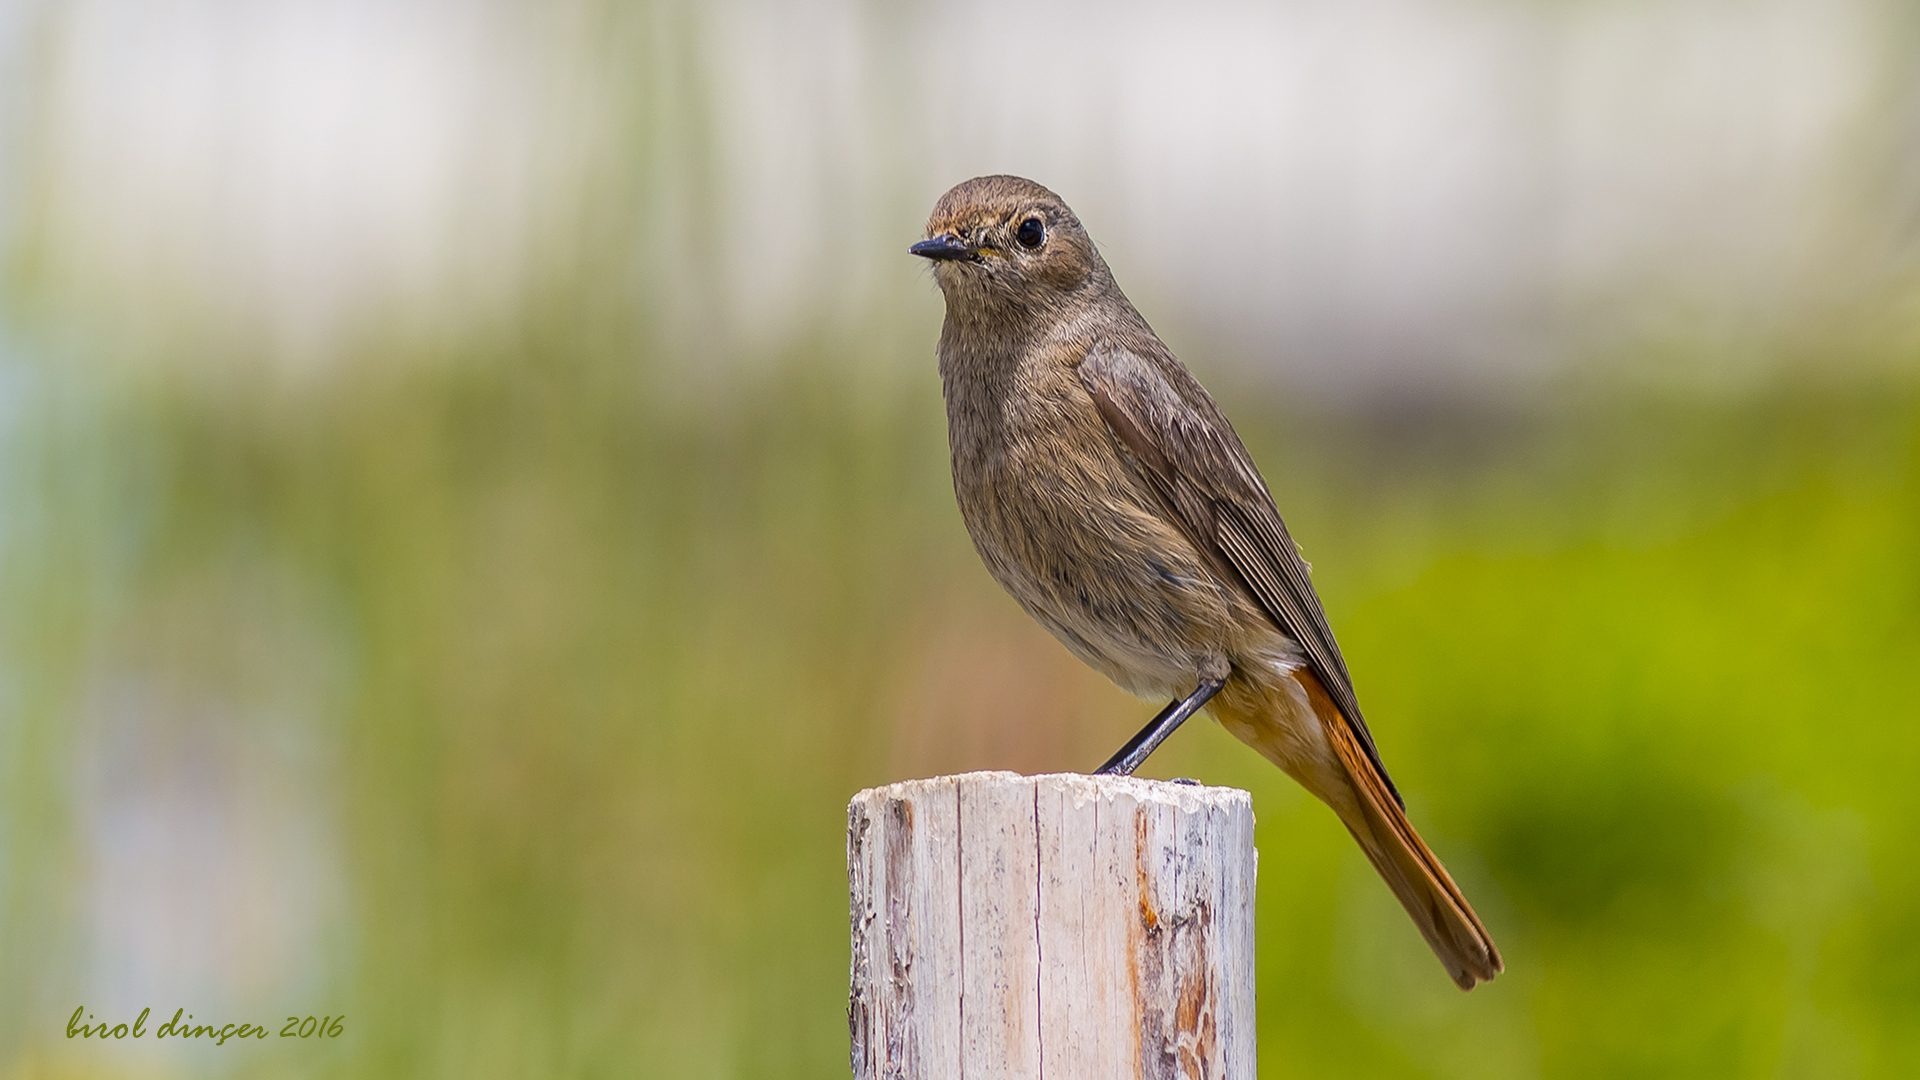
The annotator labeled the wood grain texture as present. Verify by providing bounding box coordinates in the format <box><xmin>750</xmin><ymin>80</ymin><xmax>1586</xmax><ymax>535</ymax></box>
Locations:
<box><xmin>850</xmin><ymin>772</ymin><xmax>1256</xmax><ymax>1080</ymax></box>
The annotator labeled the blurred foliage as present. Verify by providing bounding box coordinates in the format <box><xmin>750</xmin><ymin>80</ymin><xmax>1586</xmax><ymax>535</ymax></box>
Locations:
<box><xmin>3</xmin><ymin>302</ymin><xmax>1918</xmax><ymax>1078</ymax></box>
<box><xmin>1222</xmin><ymin>382</ymin><xmax>1920</xmax><ymax>1079</ymax></box>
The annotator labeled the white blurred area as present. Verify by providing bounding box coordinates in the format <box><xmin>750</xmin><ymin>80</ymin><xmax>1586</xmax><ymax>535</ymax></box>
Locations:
<box><xmin>5</xmin><ymin>0</ymin><xmax>1910</xmax><ymax>394</ymax></box>
<box><xmin>78</xmin><ymin>674</ymin><xmax>343</xmax><ymax>1033</ymax></box>
<box><xmin>62</xmin><ymin>561</ymin><xmax>349</xmax><ymax>1048</ymax></box>
<box><xmin>13</xmin><ymin>0</ymin><xmax>604</xmax><ymax>376</ymax></box>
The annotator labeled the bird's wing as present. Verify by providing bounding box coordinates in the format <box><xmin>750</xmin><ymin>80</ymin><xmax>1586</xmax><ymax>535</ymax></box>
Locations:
<box><xmin>1078</xmin><ymin>340</ymin><xmax>1402</xmax><ymax>805</ymax></box>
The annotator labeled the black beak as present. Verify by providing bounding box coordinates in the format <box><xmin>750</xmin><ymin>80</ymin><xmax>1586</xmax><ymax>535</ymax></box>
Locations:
<box><xmin>910</xmin><ymin>233</ymin><xmax>975</xmax><ymax>261</ymax></box>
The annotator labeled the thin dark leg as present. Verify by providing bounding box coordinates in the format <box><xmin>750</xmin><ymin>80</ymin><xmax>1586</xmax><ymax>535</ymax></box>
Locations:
<box><xmin>1094</xmin><ymin>678</ymin><xmax>1225</xmax><ymax>777</ymax></box>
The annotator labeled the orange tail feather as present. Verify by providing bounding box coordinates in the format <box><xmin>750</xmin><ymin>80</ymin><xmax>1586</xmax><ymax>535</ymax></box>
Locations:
<box><xmin>1215</xmin><ymin>668</ymin><xmax>1503</xmax><ymax>989</ymax></box>
<box><xmin>1292</xmin><ymin>670</ymin><xmax>1502</xmax><ymax>989</ymax></box>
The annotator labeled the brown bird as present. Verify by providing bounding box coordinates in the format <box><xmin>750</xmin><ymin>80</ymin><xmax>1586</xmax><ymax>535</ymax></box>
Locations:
<box><xmin>911</xmin><ymin>175</ymin><xmax>1502</xmax><ymax>990</ymax></box>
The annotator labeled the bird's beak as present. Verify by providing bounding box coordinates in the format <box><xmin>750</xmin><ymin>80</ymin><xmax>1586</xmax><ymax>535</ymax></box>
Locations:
<box><xmin>910</xmin><ymin>233</ymin><xmax>975</xmax><ymax>261</ymax></box>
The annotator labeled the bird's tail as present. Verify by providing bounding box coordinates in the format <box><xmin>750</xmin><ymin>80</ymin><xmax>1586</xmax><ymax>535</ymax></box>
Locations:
<box><xmin>1215</xmin><ymin>669</ymin><xmax>1503</xmax><ymax>990</ymax></box>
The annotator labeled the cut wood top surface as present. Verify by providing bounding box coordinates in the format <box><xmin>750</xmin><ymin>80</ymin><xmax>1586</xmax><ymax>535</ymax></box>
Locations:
<box><xmin>852</xmin><ymin>770</ymin><xmax>1252</xmax><ymax>813</ymax></box>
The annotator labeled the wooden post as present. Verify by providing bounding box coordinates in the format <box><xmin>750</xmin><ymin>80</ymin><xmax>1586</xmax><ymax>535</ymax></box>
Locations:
<box><xmin>848</xmin><ymin>771</ymin><xmax>1256</xmax><ymax>1080</ymax></box>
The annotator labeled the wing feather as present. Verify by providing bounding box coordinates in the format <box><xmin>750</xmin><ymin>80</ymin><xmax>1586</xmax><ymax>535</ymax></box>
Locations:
<box><xmin>1080</xmin><ymin>341</ymin><xmax>1402</xmax><ymax>805</ymax></box>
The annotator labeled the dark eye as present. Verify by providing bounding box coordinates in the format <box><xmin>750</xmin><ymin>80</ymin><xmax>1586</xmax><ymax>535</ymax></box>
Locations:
<box><xmin>1016</xmin><ymin>217</ymin><xmax>1045</xmax><ymax>248</ymax></box>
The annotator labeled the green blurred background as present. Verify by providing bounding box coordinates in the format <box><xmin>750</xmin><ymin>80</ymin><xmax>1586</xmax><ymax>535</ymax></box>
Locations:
<box><xmin>4</xmin><ymin>0</ymin><xmax>1919</xmax><ymax>1077</ymax></box>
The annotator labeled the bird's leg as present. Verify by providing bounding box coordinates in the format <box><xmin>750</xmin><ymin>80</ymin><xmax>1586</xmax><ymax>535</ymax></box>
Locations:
<box><xmin>1094</xmin><ymin>678</ymin><xmax>1225</xmax><ymax>776</ymax></box>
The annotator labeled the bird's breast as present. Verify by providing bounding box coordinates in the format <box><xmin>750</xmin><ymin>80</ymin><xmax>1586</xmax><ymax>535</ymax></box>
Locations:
<box><xmin>941</xmin><ymin>359</ymin><xmax>1250</xmax><ymax>696</ymax></box>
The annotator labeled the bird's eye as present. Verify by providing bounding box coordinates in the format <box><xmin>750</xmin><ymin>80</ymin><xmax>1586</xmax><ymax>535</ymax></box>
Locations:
<box><xmin>1016</xmin><ymin>217</ymin><xmax>1045</xmax><ymax>248</ymax></box>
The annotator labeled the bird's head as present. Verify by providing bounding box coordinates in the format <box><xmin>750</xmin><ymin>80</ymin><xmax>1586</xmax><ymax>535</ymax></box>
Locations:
<box><xmin>911</xmin><ymin>175</ymin><xmax>1106</xmax><ymax>317</ymax></box>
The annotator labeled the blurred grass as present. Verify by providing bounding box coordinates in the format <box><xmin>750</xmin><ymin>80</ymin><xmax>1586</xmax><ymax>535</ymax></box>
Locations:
<box><xmin>4</xmin><ymin>317</ymin><xmax>1919</xmax><ymax>1078</ymax></box>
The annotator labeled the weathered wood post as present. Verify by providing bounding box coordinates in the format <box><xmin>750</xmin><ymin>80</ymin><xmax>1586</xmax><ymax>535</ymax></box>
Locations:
<box><xmin>848</xmin><ymin>771</ymin><xmax>1256</xmax><ymax>1080</ymax></box>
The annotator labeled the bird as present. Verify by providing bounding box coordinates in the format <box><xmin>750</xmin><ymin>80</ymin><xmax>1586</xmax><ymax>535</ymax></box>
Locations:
<box><xmin>910</xmin><ymin>175</ymin><xmax>1502</xmax><ymax>990</ymax></box>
